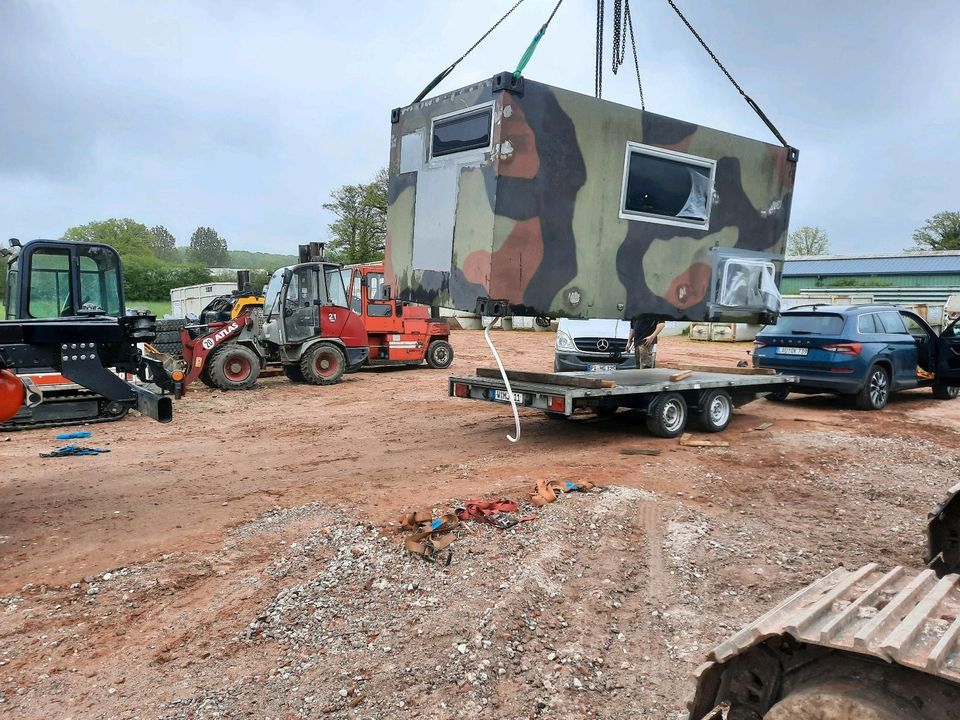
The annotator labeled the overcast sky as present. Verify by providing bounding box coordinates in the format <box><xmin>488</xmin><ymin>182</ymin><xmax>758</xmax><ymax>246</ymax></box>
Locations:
<box><xmin>2</xmin><ymin>0</ymin><xmax>958</xmax><ymax>255</ymax></box>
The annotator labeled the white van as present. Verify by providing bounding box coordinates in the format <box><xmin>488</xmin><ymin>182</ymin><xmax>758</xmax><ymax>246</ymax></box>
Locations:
<box><xmin>554</xmin><ymin>318</ymin><xmax>635</xmax><ymax>372</ymax></box>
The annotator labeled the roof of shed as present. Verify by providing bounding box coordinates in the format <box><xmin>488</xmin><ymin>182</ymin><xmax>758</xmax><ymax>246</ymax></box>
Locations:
<box><xmin>783</xmin><ymin>251</ymin><xmax>960</xmax><ymax>276</ymax></box>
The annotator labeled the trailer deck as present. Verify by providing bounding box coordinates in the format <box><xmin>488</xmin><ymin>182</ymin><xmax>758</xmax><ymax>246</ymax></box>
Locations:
<box><xmin>449</xmin><ymin>367</ymin><xmax>795</xmax><ymax>437</ymax></box>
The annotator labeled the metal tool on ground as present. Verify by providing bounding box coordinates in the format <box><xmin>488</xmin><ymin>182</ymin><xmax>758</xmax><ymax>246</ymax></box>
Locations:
<box><xmin>0</xmin><ymin>238</ymin><xmax>174</xmax><ymax>430</ymax></box>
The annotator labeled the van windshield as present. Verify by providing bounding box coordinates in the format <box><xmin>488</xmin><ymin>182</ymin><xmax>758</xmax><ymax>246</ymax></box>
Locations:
<box><xmin>763</xmin><ymin>313</ymin><xmax>844</xmax><ymax>335</ymax></box>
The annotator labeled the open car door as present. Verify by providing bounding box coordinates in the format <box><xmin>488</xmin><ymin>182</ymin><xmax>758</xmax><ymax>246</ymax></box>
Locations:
<box><xmin>937</xmin><ymin>318</ymin><xmax>960</xmax><ymax>383</ymax></box>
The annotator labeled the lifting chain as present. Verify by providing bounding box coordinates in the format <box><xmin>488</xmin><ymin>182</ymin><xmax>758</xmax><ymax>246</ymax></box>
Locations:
<box><xmin>594</xmin><ymin>0</ymin><xmax>605</xmax><ymax>97</ymax></box>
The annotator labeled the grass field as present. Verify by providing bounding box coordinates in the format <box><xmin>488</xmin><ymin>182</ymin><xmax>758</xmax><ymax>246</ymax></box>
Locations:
<box><xmin>0</xmin><ymin>299</ymin><xmax>172</xmax><ymax>318</ymax></box>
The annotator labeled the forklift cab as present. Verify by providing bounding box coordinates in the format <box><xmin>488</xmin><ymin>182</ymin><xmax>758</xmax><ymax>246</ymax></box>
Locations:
<box><xmin>3</xmin><ymin>239</ymin><xmax>125</xmax><ymax>320</ymax></box>
<box><xmin>261</xmin><ymin>261</ymin><xmax>353</xmax><ymax>346</ymax></box>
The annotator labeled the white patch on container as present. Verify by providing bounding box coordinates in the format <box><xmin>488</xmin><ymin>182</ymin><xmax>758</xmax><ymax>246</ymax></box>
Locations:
<box><xmin>399</xmin><ymin>131</ymin><xmax>424</xmax><ymax>174</ymax></box>
<box><xmin>412</xmin><ymin>163</ymin><xmax>460</xmax><ymax>272</ymax></box>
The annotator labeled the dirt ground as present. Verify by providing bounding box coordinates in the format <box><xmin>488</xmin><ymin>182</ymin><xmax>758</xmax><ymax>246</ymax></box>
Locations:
<box><xmin>2</xmin><ymin>329</ymin><xmax>959</xmax><ymax>719</ymax></box>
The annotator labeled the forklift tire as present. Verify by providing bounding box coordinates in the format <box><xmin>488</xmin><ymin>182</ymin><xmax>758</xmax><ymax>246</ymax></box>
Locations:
<box><xmin>300</xmin><ymin>342</ymin><xmax>346</xmax><ymax>385</ymax></box>
<box><xmin>207</xmin><ymin>345</ymin><xmax>260</xmax><ymax>391</ymax></box>
<box><xmin>426</xmin><ymin>340</ymin><xmax>454</xmax><ymax>369</ymax></box>
<box><xmin>282</xmin><ymin>364</ymin><xmax>307</xmax><ymax>383</ymax></box>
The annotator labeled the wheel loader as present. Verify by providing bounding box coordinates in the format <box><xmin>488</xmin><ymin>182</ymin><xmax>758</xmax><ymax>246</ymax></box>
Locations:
<box><xmin>687</xmin><ymin>483</ymin><xmax>960</xmax><ymax>719</ymax></box>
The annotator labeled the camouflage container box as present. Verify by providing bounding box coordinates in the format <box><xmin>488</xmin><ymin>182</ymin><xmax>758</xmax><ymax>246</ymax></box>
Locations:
<box><xmin>385</xmin><ymin>73</ymin><xmax>798</xmax><ymax>322</ymax></box>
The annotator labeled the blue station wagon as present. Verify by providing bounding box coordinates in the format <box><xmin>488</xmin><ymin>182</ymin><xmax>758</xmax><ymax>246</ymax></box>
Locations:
<box><xmin>753</xmin><ymin>305</ymin><xmax>960</xmax><ymax>410</ymax></box>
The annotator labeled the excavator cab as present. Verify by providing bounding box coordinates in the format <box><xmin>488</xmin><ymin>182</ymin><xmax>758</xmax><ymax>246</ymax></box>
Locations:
<box><xmin>3</xmin><ymin>239</ymin><xmax>125</xmax><ymax>320</ymax></box>
<box><xmin>0</xmin><ymin>238</ymin><xmax>172</xmax><ymax>426</ymax></box>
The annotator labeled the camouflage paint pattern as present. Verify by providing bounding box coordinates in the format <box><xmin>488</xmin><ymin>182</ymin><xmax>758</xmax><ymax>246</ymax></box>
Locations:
<box><xmin>386</xmin><ymin>74</ymin><xmax>797</xmax><ymax>322</ymax></box>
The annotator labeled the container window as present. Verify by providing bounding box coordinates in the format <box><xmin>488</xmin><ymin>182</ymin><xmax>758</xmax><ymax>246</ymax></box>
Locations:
<box><xmin>431</xmin><ymin>107</ymin><xmax>492</xmax><ymax>158</ymax></box>
<box><xmin>621</xmin><ymin>144</ymin><xmax>715</xmax><ymax>227</ymax></box>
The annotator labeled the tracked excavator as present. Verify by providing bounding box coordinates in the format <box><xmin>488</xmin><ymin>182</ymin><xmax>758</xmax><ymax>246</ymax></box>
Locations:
<box><xmin>686</xmin><ymin>483</ymin><xmax>960</xmax><ymax>719</ymax></box>
<box><xmin>0</xmin><ymin>238</ymin><xmax>175</xmax><ymax>428</ymax></box>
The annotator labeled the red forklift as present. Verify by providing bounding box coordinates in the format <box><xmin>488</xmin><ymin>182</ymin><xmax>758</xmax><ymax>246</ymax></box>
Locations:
<box><xmin>342</xmin><ymin>261</ymin><xmax>453</xmax><ymax>369</ymax></box>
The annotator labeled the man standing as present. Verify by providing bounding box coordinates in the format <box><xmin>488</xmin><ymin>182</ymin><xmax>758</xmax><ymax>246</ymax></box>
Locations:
<box><xmin>625</xmin><ymin>314</ymin><xmax>666</xmax><ymax>369</ymax></box>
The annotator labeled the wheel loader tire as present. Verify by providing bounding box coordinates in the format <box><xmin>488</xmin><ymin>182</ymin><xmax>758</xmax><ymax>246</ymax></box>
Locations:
<box><xmin>197</xmin><ymin>368</ymin><xmax>217</xmax><ymax>388</ymax></box>
<box><xmin>300</xmin><ymin>343</ymin><xmax>346</xmax><ymax>385</ymax></box>
<box><xmin>207</xmin><ymin>345</ymin><xmax>260</xmax><ymax>390</ymax></box>
<box><xmin>282</xmin><ymin>364</ymin><xmax>307</xmax><ymax>383</ymax></box>
<box><xmin>426</xmin><ymin>339</ymin><xmax>454</xmax><ymax>369</ymax></box>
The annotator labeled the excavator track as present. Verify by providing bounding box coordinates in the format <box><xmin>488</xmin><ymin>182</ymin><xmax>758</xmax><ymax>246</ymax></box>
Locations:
<box><xmin>0</xmin><ymin>388</ymin><xmax>128</xmax><ymax>431</ymax></box>
<box><xmin>688</xmin><ymin>564</ymin><xmax>960</xmax><ymax>719</ymax></box>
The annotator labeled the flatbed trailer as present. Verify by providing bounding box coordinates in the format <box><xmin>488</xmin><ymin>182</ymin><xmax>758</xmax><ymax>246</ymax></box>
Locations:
<box><xmin>449</xmin><ymin>367</ymin><xmax>795</xmax><ymax>438</ymax></box>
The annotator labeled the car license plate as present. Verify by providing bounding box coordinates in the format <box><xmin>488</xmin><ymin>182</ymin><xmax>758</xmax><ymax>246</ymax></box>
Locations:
<box><xmin>777</xmin><ymin>346</ymin><xmax>808</xmax><ymax>356</ymax></box>
<box><xmin>588</xmin><ymin>364</ymin><xmax>618</xmax><ymax>372</ymax></box>
<box><xmin>493</xmin><ymin>389</ymin><xmax>524</xmax><ymax>404</ymax></box>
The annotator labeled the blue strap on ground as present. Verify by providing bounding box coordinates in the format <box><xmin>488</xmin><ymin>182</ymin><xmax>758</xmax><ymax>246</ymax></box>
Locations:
<box><xmin>40</xmin><ymin>445</ymin><xmax>111</xmax><ymax>458</ymax></box>
<box><xmin>55</xmin><ymin>431</ymin><xmax>93</xmax><ymax>440</ymax></box>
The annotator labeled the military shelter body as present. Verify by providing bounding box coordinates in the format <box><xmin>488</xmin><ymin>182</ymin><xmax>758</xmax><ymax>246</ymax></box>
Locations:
<box><xmin>386</xmin><ymin>73</ymin><xmax>798</xmax><ymax>324</ymax></box>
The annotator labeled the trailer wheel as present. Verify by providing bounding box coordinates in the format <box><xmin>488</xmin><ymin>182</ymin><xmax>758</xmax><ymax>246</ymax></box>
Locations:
<box><xmin>426</xmin><ymin>340</ymin><xmax>454</xmax><ymax>369</ymax></box>
<box><xmin>645</xmin><ymin>392</ymin><xmax>688</xmax><ymax>438</ymax></box>
<box><xmin>282</xmin><ymin>364</ymin><xmax>307</xmax><ymax>383</ymax></box>
<box><xmin>697</xmin><ymin>389</ymin><xmax>732</xmax><ymax>433</ymax></box>
<box><xmin>300</xmin><ymin>342</ymin><xmax>346</xmax><ymax>385</ymax></box>
<box><xmin>207</xmin><ymin>345</ymin><xmax>260</xmax><ymax>390</ymax></box>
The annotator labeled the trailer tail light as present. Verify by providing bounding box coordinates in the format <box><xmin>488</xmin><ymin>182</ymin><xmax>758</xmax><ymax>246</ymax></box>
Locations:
<box><xmin>453</xmin><ymin>383</ymin><xmax>469</xmax><ymax>398</ymax></box>
<box><xmin>549</xmin><ymin>396</ymin><xmax>565</xmax><ymax>412</ymax></box>
<box><xmin>822</xmin><ymin>342</ymin><xmax>862</xmax><ymax>356</ymax></box>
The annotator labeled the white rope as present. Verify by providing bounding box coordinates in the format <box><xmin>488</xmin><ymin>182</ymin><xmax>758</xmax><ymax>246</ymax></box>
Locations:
<box><xmin>483</xmin><ymin>318</ymin><xmax>520</xmax><ymax>443</ymax></box>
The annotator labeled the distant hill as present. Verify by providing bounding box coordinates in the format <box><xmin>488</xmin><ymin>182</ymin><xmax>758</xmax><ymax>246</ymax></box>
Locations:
<box><xmin>174</xmin><ymin>247</ymin><xmax>297</xmax><ymax>270</ymax></box>
<box><xmin>226</xmin><ymin>250</ymin><xmax>298</xmax><ymax>270</ymax></box>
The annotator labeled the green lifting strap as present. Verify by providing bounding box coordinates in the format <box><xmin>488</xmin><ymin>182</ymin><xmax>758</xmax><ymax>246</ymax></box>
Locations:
<box><xmin>513</xmin><ymin>27</ymin><xmax>545</xmax><ymax>78</ymax></box>
<box><xmin>512</xmin><ymin>0</ymin><xmax>565</xmax><ymax>79</ymax></box>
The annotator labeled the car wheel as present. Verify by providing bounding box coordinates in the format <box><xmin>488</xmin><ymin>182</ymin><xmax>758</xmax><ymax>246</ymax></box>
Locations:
<box><xmin>645</xmin><ymin>392</ymin><xmax>688</xmax><ymax>438</ymax></box>
<box><xmin>855</xmin><ymin>364</ymin><xmax>890</xmax><ymax>410</ymax></box>
<box><xmin>697</xmin><ymin>389</ymin><xmax>732</xmax><ymax>433</ymax></box>
<box><xmin>933</xmin><ymin>383</ymin><xmax>960</xmax><ymax>400</ymax></box>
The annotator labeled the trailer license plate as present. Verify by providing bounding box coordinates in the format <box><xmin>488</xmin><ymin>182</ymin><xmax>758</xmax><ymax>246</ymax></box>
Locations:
<box><xmin>777</xmin><ymin>347</ymin><xmax>808</xmax><ymax>356</ymax></box>
<box><xmin>588</xmin><ymin>364</ymin><xmax>617</xmax><ymax>372</ymax></box>
<box><xmin>493</xmin><ymin>390</ymin><xmax>524</xmax><ymax>404</ymax></box>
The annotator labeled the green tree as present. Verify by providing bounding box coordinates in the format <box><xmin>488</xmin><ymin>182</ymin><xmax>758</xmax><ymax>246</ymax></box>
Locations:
<box><xmin>323</xmin><ymin>167</ymin><xmax>388</xmax><ymax>264</ymax></box>
<box><xmin>148</xmin><ymin>225</ymin><xmax>178</xmax><ymax>262</ymax></box>
<box><xmin>786</xmin><ymin>226</ymin><xmax>830</xmax><ymax>256</ymax></box>
<box><xmin>188</xmin><ymin>226</ymin><xmax>229</xmax><ymax>267</ymax></box>
<box><xmin>910</xmin><ymin>211</ymin><xmax>960</xmax><ymax>251</ymax></box>
<box><xmin>63</xmin><ymin>218</ymin><xmax>154</xmax><ymax>258</ymax></box>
